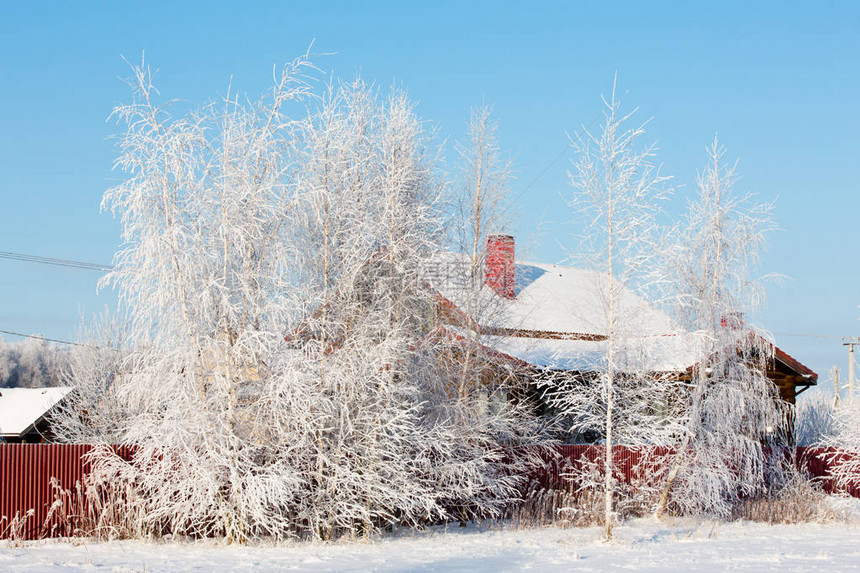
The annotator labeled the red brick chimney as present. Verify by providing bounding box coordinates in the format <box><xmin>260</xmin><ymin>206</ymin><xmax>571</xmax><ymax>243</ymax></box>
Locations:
<box><xmin>720</xmin><ymin>312</ymin><xmax>744</xmax><ymax>330</ymax></box>
<box><xmin>485</xmin><ymin>234</ymin><xmax>515</xmax><ymax>299</ymax></box>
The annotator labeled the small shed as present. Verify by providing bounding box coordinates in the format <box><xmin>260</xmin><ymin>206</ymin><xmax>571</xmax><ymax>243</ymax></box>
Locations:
<box><xmin>0</xmin><ymin>387</ymin><xmax>72</xmax><ymax>443</ymax></box>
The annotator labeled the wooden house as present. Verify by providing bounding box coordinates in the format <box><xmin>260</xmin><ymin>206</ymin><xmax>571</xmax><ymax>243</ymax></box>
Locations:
<box><xmin>427</xmin><ymin>235</ymin><xmax>817</xmax><ymax>441</ymax></box>
<box><xmin>284</xmin><ymin>234</ymin><xmax>816</xmax><ymax>442</ymax></box>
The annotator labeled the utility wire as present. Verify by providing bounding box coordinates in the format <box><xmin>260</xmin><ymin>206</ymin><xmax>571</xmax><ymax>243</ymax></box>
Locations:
<box><xmin>0</xmin><ymin>329</ymin><xmax>89</xmax><ymax>348</ymax></box>
<box><xmin>772</xmin><ymin>331</ymin><xmax>846</xmax><ymax>340</ymax></box>
<box><xmin>510</xmin><ymin>145</ymin><xmax>572</xmax><ymax>205</ymax></box>
<box><xmin>0</xmin><ymin>250</ymin><xmax>112</xmax><ymax>272</ymax></box>
<box><xmin>505</xmin><ymin>111</ymin><xmax>604</xmax><ymax>212</ymax></box>
<box><xmin>0</xmin><ymin>253</ymin><xmax>113</xmax><ymax>349</ymax></box>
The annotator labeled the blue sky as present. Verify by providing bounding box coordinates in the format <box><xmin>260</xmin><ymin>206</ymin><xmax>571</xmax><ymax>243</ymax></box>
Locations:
<box><xmin>1</xmin><ymin>1</ymin><xmax>858</xmax><ymax>396</ymax></box>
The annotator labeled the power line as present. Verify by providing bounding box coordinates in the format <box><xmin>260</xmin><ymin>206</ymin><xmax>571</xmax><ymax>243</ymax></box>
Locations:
<box><xmin>0</xmin><ymin>329</ymin><xmax>88</xmax><ymax>348</ymax></box>
<box><xmin>772</xmin><ymin>331</ymin><xmax>845</xmax><ymax>340</ymax></box>
<box><xmin>0</xmin><ymin>250</ymin><xmax>112</xmax><ymax>272</ymax></box>
<box><xmin>0</xmin><ymin>328</ymin><xmax>121</xmax><ymax>353</ymax></box>
<box><xmin>511</xmin><ymin>145</ymin><xmax>572</xmax><ymax>205</ymax></box>
<box><xmin>506</xmin><ymin>111</ymin><xmax>604</xmax><ymax>212</ymax></box>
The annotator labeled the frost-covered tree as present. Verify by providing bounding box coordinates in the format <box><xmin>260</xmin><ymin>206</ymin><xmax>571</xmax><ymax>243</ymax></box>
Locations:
<box><xmin>818</xmin><ymin>309</ymin><xmax>860</xmax><ymax>489</ymax></box>
<box><xmin>654</xmin><ymin>139</ymin><xmax>783</xmax><ymax>518</ymax></box>
<box><xmin>450</xmin><ymin>102</ymin><xmax>516</xmax><ymax>409</ymax></box>
<box><xmin>292</xmin><ymin>81</ymin><xmax>540</xmax><ymax>536</ymax></box>
<box><xmin>91</xmin><ymin>54</ymin><xmax>319</xmax><ymax>542</ymax></box>
<box><xmin>51</xmin><ymin>310</ymin><xmax>130</xmax><ymax>444</ymax></box>
<box><xmin>0</xmin><ymin>336</ymin><xmax>68</xmax><ymax>388</ymax></box>
<box><xmin>821</xmin><ymin>398</ymin><xmax>860</xmax><ymax>491</ymax></box>
<box><xmin>795</xmin><ymin>391</ymin><xmax>836</xmax><ymax>447</ymax></box>
<box><xmin>82</xmin><ymin>57</ymin><xmax>535</xmax><ymax>542</ymax></box>
<box><xmin>554</xmin><ymin>83</ymin><xmax>675</xmax><ymax>540</ymax></box>
<box><xmin>453</xmin><ymin>102</ymin><xmax>514</xmax><ymax>289</ymax></box>
<box><xmin>440</xmin><ymin>102</ymin><xmax>551</xmax><ymax>523</ymax></box>
<box><xmin>291</xmin><ymin>78</ymin><xmax>450</xmax><ymax>538</ymax></box>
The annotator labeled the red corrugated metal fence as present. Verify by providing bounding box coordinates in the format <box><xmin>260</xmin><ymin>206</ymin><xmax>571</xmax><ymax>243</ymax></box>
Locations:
<box><xmin>527</xmin><ymin>445</ymin><xmax>673</xmax><ymax>491</ymax></box>
<box><xmin>1</xmin><ymin>444</ymin><xmax>857</xmax><ymax>540</ymax></box>
<box><xmin>528</xmin><ymin>445</ymin><xmax>860</xmax><ymax>497</ymax></box>
<box><xmin>796</xmin><ymin>446</ymin><xmax>860</xmax><ymax>497</ymax></box>
<box><xmin>0</xmin><ymin>444</ymin><xmax>135</xmax><ymax>540</ymax></box>
<box><xmin>1</xmin><ymin>444</ymin><xmax>92</xmax><ymax>540</ymax></box>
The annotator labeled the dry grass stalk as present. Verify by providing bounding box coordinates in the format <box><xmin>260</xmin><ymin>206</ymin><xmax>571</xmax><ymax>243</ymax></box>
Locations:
<box><xmin>0</xmin><ymin>509</ymin><xmax>34</xmax><ymax>545</ymax></box>
<box><xmin>732</xmin><ymin>471</ymin><xmax>836</xmax><ymax>524</ymax></box>
<box><xmin>41</xmin><ymin>472</ymin><xmax>145</xmax><ymax>540</ymax></box>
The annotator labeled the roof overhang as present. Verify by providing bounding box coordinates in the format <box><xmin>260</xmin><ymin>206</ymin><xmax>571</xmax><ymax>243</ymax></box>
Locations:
<box><xmin>0</xmin><ymin>387</ymin><xmax>73</xmax><ymax>439</ymax></box>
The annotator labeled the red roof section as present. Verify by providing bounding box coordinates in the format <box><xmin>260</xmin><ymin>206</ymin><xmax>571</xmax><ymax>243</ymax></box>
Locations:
<box><xmin>772</xmin><ymin>342</ymin><xmax>818</xmax><ymax>383</ymax></box>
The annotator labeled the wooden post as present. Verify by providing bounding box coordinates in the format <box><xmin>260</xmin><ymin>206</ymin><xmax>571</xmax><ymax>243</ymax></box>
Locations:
<box><xmin>844</xmin><ymin>338</ymin><xmax>858</xmax><ymax>401</ymax></box>
<box><xmin>833</xmin><ymin>366</ymin><xmax>840</xmax><ymax>407</ymax></box>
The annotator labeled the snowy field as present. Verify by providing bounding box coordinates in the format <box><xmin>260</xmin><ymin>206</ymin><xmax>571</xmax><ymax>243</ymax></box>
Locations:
<box><xmin>3</xmin><ymin>513</ymin><xmax>860</xmax><ymax>572</ymax></box>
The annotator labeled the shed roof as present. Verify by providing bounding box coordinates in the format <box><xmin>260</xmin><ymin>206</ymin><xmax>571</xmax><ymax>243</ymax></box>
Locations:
<box><xmin>0</xmin><ymin>387</ymin><xmax>72</xmax><ymax>438</ymax></box>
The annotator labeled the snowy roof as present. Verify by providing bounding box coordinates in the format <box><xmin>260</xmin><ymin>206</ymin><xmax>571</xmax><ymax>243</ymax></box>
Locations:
<box><xmin>0</xmin><ymin>387</ymin><xmax>72</xmax><ymax>438</ymax></box>
<box><xmin>477</xmin><ymin>331</ymin><xmax>706</xmax><ymax>373</ymax></box>
<box><xmin>426</xmin><ymin>252</ymin><xmax>817</xmax><ymax>381</ymax></box>
<box><xmin>428</xmin><ymin>253</ymin><xmax>812</xmax><ymax>377</ymax></box>
<box><xmin>429</xmin><ymin>253</ymin><xmax>677</xmax><ymax>337</ymax></box>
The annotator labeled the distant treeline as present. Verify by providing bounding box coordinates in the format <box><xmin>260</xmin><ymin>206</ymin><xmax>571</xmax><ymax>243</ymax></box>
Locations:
<box><xmin>0</xmin><ymin>336</ymin><xmax>68</xmax><ymax>388</ymax></box>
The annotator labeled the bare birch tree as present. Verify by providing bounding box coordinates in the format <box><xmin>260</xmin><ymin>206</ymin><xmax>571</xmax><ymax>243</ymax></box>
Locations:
<box><xmin>558</xmin><ymin>83</ymin><xmax>673</xmax><ymax>539</ymax></box>
<box><xmin>454</xmin><ymin>102</ymin><xmax>514</xmax><ymax>290</ymax></box>
<box><xmin>450</xmin><ymin>102</ymin><xmax>515</xmax><ymax>417</ymax></box>
<box><xmin>654</xmin><ymin>138</ymin><xmax>784</xmax><ymax>518</ymax></box>
<box><xmin>51</xmin><ymin>309</ymin><xmax>130</xmax><ymax>444</ymax></box>
<box><xmin>440</xmin><ymin>102</ymin><xmax>551</xmax><ymax>524</ymax></box>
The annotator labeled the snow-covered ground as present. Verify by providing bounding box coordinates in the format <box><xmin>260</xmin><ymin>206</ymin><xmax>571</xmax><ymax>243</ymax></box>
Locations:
<box><xmin>3</xmin><ymin>512</ymin><xmax>860</xmax><ymax>573</ymax></box>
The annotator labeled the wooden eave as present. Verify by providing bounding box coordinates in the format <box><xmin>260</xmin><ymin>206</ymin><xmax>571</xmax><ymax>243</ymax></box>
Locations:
<box><xmin>431</xmin><ymin>326</ymin><xmax>534</xmax><ymax>371</ymax></box>
<box><xmin>434</xmin><ymin>292</ymin><xmax>606</xmax><ymax>341</ymax></box>
<box><xmin>674</xmin><ymin>331</ymin><xmax>818</xmax><ymax>402</ymax></box>
<box><xmin>772</xmin><ymin>344</ymin><xmax>818</xmax><ymax>386</ymax></box>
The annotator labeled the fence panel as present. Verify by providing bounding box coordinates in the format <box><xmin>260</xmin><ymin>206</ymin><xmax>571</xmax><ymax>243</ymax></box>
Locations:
<box><xmin>2</xmin><ymin>444</ymin><xmax>858</xmax><ymax>540</ymax></box>
<box><xmin>531</xmin><ymin>446</ymin><xmax>860</xmax><ymax>496</ymax></box>
<box><xmin>796</xmin><ymin>446</ymin><xmax>860</xmax><ymax>497</ymax></box>
<box><xmin>1</xmin><ymin>444</ymin><xmax>92</xmax><ymax>540</ymax></box>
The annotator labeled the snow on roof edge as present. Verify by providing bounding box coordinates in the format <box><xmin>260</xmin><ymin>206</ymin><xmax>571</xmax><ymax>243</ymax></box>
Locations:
<box><xmin>0</xmin><ymin>387</ymin><xmax>73</xmax><ymax>438</ymax></box>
